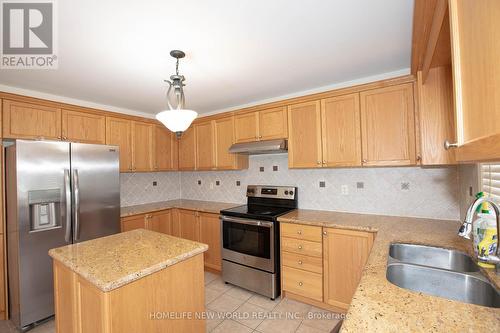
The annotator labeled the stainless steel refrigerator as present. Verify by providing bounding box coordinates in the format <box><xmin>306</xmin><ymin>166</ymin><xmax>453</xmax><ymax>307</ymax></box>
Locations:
<box><xmin>5</xmin><ymin>140</ymin><xmax>121</xmax><ymax>329</ymax></box>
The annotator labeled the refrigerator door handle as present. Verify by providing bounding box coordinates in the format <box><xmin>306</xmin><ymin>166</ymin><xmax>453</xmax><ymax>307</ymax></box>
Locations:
<box><xmin>72</xmin><ymin>169</ymin><xmax>81</xmax><ymax>241</ymax></box>
<box><xmin>64</xmin><ymin>169</ymin><xmax>72</xmax><ymax>243</ymax></box>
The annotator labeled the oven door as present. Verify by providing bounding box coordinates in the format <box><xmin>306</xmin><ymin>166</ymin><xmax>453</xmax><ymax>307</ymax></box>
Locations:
<box><xmin>221</xmin><ymin>215</ymin><xmax>274</xmax><ymax>273</ymax></box>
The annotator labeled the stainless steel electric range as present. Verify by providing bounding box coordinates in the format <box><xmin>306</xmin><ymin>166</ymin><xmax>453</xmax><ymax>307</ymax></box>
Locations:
<box><xmin>220</xmin><ymin>185</ymin><xmax>298</xmax><ymax>300</ymax></box>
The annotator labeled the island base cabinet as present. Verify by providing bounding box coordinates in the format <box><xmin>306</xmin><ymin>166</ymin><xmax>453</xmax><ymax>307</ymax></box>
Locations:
<box><xmin>53</xmin><ymin>254</ymin><xmax>206</xmax><ymax>333</ymax></box>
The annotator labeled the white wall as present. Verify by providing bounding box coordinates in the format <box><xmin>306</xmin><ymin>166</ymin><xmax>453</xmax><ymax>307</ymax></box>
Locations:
<box><xmin>120</xmin><ymin>154</ymin><xmax>460</xmax><ymax>220</ymax></box>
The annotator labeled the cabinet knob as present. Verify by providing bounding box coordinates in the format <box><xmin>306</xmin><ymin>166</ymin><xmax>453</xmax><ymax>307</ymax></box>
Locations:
<box><xmin>444</xmin><ymin>140</ymin><xmax>459</xmax><ymax>150</ymax></box>
<box><xmin>297</xmin><ymin>230</ymin><xmax>302</xmax><ymax>235</ymax></box>
<box><xmin>322</xmin><ymin>160</ymin><xmax>326</xmax><ymax>164</ymax></box>
<box><xmin>323</xmin><ymin>231</ymin><xmax>327</xmax><ymax>236</ymax></box>
<box><xmin>317</xmin><ymin>161</ymin><xmax>321</xmax><ymax>165</ymax></box>
<box><xmin>298</xmin><ymin>260</ymin><xmax>303</xmax><ymax>265</ymax></box>
<box><xmin>298</xmin><ymin>282</ymin><xmax>303</xmax><ymax>287</ymax></box>
<box><xmin>298</xmin><ymin>245</ymin><xmax>303</xmax><ymax>250</ymax></box>
<box><xmin>57</xmin><ymin>136</ymin><xmax>62</xmax><ymax>140</ymax></box>
<box><xmin>416</xmin><ymin>155</ymin><xmax>422</xmax><ymax>161</ymax></box>
<box><xmin>259</xmin><ymin>135</ymin><xmax>262</xmax><ymax>139</ymax></box>
<box><xmin>362</xmin><ymin>159</ymin><xmax>368</xmax><ymax>163</ymax></box>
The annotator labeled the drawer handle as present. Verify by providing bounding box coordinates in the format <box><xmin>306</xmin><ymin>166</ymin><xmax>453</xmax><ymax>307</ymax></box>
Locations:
<box><xmin>298</xmin><ymin>282</ymin><xmax>303</xmax><ymax>286</ymax></box>
<box><xmin>298</xmin><ymin>245</ymin><xmax>303</xmax><ymax>250</ymax></box>
<box><xmin>298</xmin><ymin>260</ymin><xmax>303</xmax><ymax>265</ymax></box>
<box><xmin>297</xmin><ymin>230</ymin><xmax>302</xmax><ymax>235</ymax></box>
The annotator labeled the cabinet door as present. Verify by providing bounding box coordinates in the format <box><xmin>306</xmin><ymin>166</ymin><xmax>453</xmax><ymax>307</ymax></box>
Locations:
<box><xmin>234</xmin><ymin>112</ymin><xmax>258</xmax><ymax>143</ymax></box>
<box><xmin>106</xmin><ymin>117</ymin><xmax>132</xmax><ymax>172</ymax></box>
<box><xmin>178</xmin><ymin>209</ymin><xmax>199</xmax><ymax>242</ymax></box>
<box><xmin>179</xmin><ymin>126</ymin><xmax>196</xmax><ymax>170</ymax></box>
<box><xmin>360</xmin><ymin>83</ymin><xmax>416</xmax><ymax>166</ymax></box>
<box><xmin>150</xmin><ymin>210</ymin><xmax>172</xmax><ymax>235</ymax></box>
<box><xmin>61</xmin><ymin>109</ymin><xmax>106</xmax><ymax>144</ymax></box>
<box><xmin>449</xmin><ymin>0</ymin><xmax>500</xmax><ymax>162</ymax></box>
<box><xmin>120</xmin><ymin>214</ymin><xmax>147</xmax><ymax>232</ymax></box>
<box><xmin>132</xmin><ymin>121</ymin><xmax>154</xmax><ymax>172</ymax></box>
<box><xmin>418</xmin><ymin>67</ymin><xmax>456</xmax><ymax>165</ymax></box>
<box><xmin>323</xmin><ymin>228</ymin><xmax>374</xmax><ymax>310</ymax></box>
<box><xmin>258</xmin><ymin>107</ymin><xmax>288</xmax><ymax>140</ymax></box>
<box><xmin>195</xmin><ymin>121</ymin><xmax>215</xmax><ymax>170</ymax></box>
<box><xmin>321</xmin><ymin>94</ymin><xmax>361</xmax><ymax>167</ymax></box>
<box><xmin>199</xmin><ymin>212</ymin><xmax>222</xmax><ymax>271</ymax></box>
<box><xmin>154</xmin><ymin>125</ymin><xmax>178</xmax><ymax>171</ymax></box>
<box><xmin>287</xmin><ymin>101</ymin><xmax>323</xmax><ymax>168</ymax></box>
<box><xmin>214</xmin><ymin>116</ymin><xmax>242</xmax><ymax>170</ymax></box>
<box><xmin>2</xmin><ymin>100</ymin><xmax>61</xmax><ymax>139</ymax></box>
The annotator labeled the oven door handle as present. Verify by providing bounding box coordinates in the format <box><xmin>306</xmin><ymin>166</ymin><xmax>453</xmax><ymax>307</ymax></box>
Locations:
<box><xmin>221</xmin><ymin>216</ymin><xmax>273</xmax><ymax>228</ymax></box>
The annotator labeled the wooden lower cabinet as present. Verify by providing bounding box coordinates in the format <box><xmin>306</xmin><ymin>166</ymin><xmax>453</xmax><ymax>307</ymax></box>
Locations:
<box><xmin>120</xmin><ymin>214</ymin><xmax>148</xmax><ymax>232</ymax></box>
<box><xmin>176</xmin><ymin>209</ymin><xmax>200</xmax><ymax>242</ymax></box>
<box><xmin>0</xmin><ymin>237</ymin><xmax>5</xmax><ymax>319</ymax></box>
<box><xmin>323</xmin><ymin>228</ymin><xmax>374</xmax><ymax>309</ymax></box>
<box><xmin>281</xmin><ymin>222</ymin><xmax>374</xmax><ymax>312</ymax></box>
<box><xmin>199</xmin><ymin>212</ymin><xmax>222</xmax><ymax>271</ymax></box>
<box><xmin>53</xmin><ymin>254</ymin><xmax>205</xmax><ymax>333</ymax></box>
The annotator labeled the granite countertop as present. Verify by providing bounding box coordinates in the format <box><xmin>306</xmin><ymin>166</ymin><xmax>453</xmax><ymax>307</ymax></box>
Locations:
<box><xmin>278</xmin><ymin>209</ymin><xmax>500</xmax><ymax>332</ymax></box>
<box><xmin>120</xmin><ymin>199</ymin><xmax>241</xmax><ymax>217</ymax></box>
<box><xmin>48</xmin><ymin>229</ymin><xmax>208</xmax><ymax>292</ymax></box>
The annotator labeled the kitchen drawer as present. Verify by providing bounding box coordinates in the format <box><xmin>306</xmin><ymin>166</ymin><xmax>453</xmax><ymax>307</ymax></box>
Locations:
<box><xmin>282</xmin><ymin>252</ymin><xmax>323</xmax><ymax>274</ymax></box>
<box><xmin>281</xmin><ymin>223</ymin><xmax>322</xmax><ymax>242</ymax></box>
<box><xmin>281</xmin><ymin>237</ymin><xmax>323</xmax><ymax>257</ymax></box>
<box><xmin>282</xmin><ymin>266</ymin><xmax>323</xmax><ymax>302</ymax></box>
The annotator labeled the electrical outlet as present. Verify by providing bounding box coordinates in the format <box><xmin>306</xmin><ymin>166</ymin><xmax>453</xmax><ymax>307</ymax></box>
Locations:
<box><xmin>152</xmin><ymin>181</ymin><xmax>157</xmax><ymax>186</ymax></box>
<box><xmin>216</xmin><ymin>180</ymin><xmax>220</xmax><ymax>186</ymax></box>
<box><xmin>341</xmin><ymin>185</ymin><xmax>349</xmax><ymax>195</ymax></box>
<box><xmin>209</xmin><ymin>182</ymin><xmax>214</xmax><ymax>190</ymax></box>
<box><xmin>273</xmin><ymin>165</ymin><xmax>278</xmax><ymax>171</ymax></box>
<box><xmin>319</xmin><ymin>181</ymin><xmax>326</xmax><ymax>188</ymax></box>
<box><xmin>197</xmin><ymin>180</ymin><xmax>201</xmax><ymax>185</ymax></box>
<box><xmin>236</xmin><ymin>181</ymin><xmax>241</xmax><ymax>186</ymax></box>
<box><xmin>259</xmin><ymin>166</ymin><xmax>264</xmax><ymax>172</ymax></box>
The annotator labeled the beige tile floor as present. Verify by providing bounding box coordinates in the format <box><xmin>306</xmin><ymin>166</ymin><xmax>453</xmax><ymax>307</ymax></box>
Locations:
<box><xmin>0</xmin><ymin>271</ymin><xmax>342</xmax><ymax>333</ymax></box>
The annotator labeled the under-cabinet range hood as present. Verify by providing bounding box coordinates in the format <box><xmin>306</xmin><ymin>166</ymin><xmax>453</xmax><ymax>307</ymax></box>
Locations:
<box><xmin>228</xmin><ymin>139</ymin><xmax>288</xmax><ymax>155</ymax></box>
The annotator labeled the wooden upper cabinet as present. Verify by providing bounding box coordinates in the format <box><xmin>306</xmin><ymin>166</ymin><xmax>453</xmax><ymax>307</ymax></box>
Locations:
<box><xmin>287</xmin><ymin>101</ymin><xmax>322</xmax><ymax>168</ymax></box>
<box><xmin>199</xmin><ymin>212</ymin><xmax>222</xmax><ymax>271</ymax></box>
<box><xmin>321</xmin><ymin>94</ymin><xmax>361</xmax><ymax>167</ymax></box>
<box><xmin>213</xmin><ymin>116</ymin><xmax>248</xmax><ymax>170</ymax></box>
<box><xmin>234</xmin><ymin>112</ymin><xmax>258</xmax><ymax>143</ymax></box>
<box><xmin>234</xmin><ymin>107</ymin><xmax>288</xmax><ymax>143</ymax></box>
<box><xmin>131</xmin><ymin>121</ymin><xmax>154</xmax><ymax>172</ymax></box>
<box><xmin>106</xmin><ymin>117</ymin><xmax>132</xmax><ymax>172</ymax></box>
<box><xmin>2</xmin><ymin>100</ymin><xmax>61</xmax><ymax>139</ymax></box>
<box><xmin>62</xmin><ymin>109</ymin><xmax>106</xmax><ymax>144</ymax></box>
<box><xmin>258</xmin><ymin>107</ymin><xmax>288</xmax><ymax>140</ymax></box>
<box><xmin>178</xmin><ymin>126</ymin><xmax>196</xmax><ymax>170</ymax></box>
<box><xmin>323</xmin><ymin>228</ymin><xmax>374</xmax><ymax>310</ymax></box>
<box><xmin>418</xmin><ymin>66</ymin><xmax>456</xmax><ymax>165</ymax></box>
<box><xmin>154</xmin><ymin>125</ymin><xmax>178</xmax><ymax>171</ymax></box>
<box><xmin>360</xmin><ymin>83</ymin><xmax>416</xmax><ymax>166</ymax></box>
<box><xmin>448</xmin><ymin>0</ymin><xmax>500</xmax><ymax>162</ymax></box>
<box><xmin>195</xmin><ymin>121</ymin><xmax>215</xmax><ymax>170</ymax></box>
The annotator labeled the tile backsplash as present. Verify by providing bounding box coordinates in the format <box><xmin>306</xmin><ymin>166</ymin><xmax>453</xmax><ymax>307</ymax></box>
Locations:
<box><xmin>180</xmin><ymin>155</ymin><xmax>460</xmax><ymax>220</ymax></box>
<box><xmin>120</xmin><ymin>172</ymin><xmax>181</xmax><ymax>206</ymax></box>
<box><xmin>121</xmin><ymin>154</ymin><xmax>461</xmax><ymax>220</ymax></box>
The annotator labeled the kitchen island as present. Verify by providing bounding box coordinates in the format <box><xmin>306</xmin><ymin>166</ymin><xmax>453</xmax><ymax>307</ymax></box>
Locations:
<box><xmin>48</xmin><ymin>229</ymin><xmax>208</xmax><ymax>333</ymax></box>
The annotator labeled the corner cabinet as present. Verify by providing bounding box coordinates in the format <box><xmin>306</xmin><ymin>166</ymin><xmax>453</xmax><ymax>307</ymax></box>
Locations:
<box><xmin>178</xmin><ymin>126</ymin><xmax>197</xmax><ymax>170</ymax></box>
<box><xmin>154</xmin><ymin>125</ymin><xmax>178</xmax><ymax>171</ymax></box>
<box><xmin>360</xmin><ymin>84</ymin><xmax>416</xmax><ymax>166</ymax></box>
<box><xmin>280</xmin><ymin>222</ymin><xmax>374</xmax><ymax>312</ymax></box>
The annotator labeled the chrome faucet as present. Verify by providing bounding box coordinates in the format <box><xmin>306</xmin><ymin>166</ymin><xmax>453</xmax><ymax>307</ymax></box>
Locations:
<box><xmin>459</xmin><ymin>197</ymin><xmax>500</xmax><ymax>268</ymax></box>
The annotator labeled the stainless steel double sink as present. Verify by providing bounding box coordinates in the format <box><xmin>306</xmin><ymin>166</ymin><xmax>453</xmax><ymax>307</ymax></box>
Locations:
<box><xmin>386</xmin><ymin>243</ymin><xmax>500</xmax><ymax>308</ymax></box>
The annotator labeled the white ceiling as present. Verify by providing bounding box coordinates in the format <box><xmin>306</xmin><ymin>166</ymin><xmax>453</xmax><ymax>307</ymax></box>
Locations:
<box><xmin>0</xmin><ymin>0</ymin><xmax>414</xmax><ymax>116</ymax></box>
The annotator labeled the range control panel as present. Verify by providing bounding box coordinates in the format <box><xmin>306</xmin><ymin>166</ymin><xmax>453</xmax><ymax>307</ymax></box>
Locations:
<box><xmin>246</xmin><ymin>185</ymin><xmax>296</xmax><ymax>200</ymax></box>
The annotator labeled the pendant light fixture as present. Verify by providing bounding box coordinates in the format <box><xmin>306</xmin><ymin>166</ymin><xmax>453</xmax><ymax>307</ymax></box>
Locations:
<box><xmin>156</xmin><ymin>50</ymin><xmax>198</xmax><ymax>138</ymax></box>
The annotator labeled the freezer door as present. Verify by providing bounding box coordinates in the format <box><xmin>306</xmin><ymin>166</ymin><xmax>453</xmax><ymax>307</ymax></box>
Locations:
<box><xmin>70</xmin><ymin>143</ymin><xmax>120</xmax><ymax>242</ymax></box>
<box><xmin>6</xmin><ymin>140</ymin><xmax>71</xmax><ymax>328</ymax></box>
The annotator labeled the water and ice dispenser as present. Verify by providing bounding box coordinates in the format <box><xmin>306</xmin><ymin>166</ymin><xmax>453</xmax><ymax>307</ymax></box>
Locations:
<box><xmin>28</xmin><ymin>189</ymin><xmax>62</xmax><ymax>232</ymax></box>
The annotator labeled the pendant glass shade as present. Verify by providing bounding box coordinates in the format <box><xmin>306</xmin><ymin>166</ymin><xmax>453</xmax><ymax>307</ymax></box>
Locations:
<box><xmin>156</xmin><ymin>109</ymin><xmax>197</xmax><ymax>135</ymax></box>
